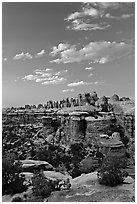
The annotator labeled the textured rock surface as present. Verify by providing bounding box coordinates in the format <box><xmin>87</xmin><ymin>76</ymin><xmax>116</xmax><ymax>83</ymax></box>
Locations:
<box><xmin>2</xmin><ymin>186</ymin><xmax>33</xmax><ymax>202</ymax></box>
<box><xmin>43</xmin><ymin>171</ymin><xmax>72</xmax><ymax>181</ymax></box>
<box><xmin>47</xmin><ymin>173</ymin><xmax>135</xmax><ymax>202</ymax></box>
<box><xmin>20</xmin><ymin>159</ymin><xmax>54</xmax><ymax>172</ymax></box>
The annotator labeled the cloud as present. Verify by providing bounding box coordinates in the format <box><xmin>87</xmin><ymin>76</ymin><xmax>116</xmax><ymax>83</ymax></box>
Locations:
<box><xmin>85</xmin><ymin>67</ymin><xmax>93</xmax><ymax>70</ymax></box>
<box><xmin>13</xmin><ymin>52</ymin><xmax>33</xmax><ymax>60</ymax></box>
<box><xmin>105</xmin><ymin>13</ymin><xmax>134</xmax><ymax>20</ymax></box>
<box><xmin>65</xmin><ymin>12</ymin><xmax>82</xmax><ymax>21</ymax></box>
<box><xmin>67</xmin><ymin>19</ymin><xmax>110</xmax><ymax>31</ymax></box>
<box><xmin>94</xmin><ymin>81</ymin><xmax>105</xmax><ymax>85</ymax></box>
<box><xmin>62</xmin><ymin>89</ymin><xmax>74</xmax><ymax>92</ymax></box>
<box><xmin>67</xmin><ymin>81</ymin><xmax>93</xmax><ymax>87</ymax></box>
<box><xmin>50</xmin><ymin>43</ymin><xmax>70</xmax><ymax>56</ymax></box>
<box><xmin>88</xmin><ymin>73</ymin><xmax>93</xmax><ymax>77</ymax></box>
<box><xmin>45</xmin><ymin>68</ymin><xmax>52</xmax><ymax>72</ymax></box>
<box><xmin>22</xmin><ymin>68</ymin><xmax>68</xmax><ymax>85</ymax></box>
<box><xmin>23</xmin><ymin>74</ymin><xmax>37</xmax><ymax>81</ymax></box>
<box><xmin>2</xmin><ymin>57</ymin><xmax>8</xmax><ymax>61</ymax></box>
<box><xmin>50</xmin><ymin>41</ymin><xmax>133</xmax><ymax>64</ymax></box>
<box><xmin>87</xmin><ymin>2</ymin><xmax>134</xmax><ymax>9</ymax></box>
<box><xmin>41</xmin><ymin>77</ymin><xmax>66</xmax><ymax>85</ymax></box>
<box><xmin>35</xmin><ymin>49</ymin><xmax>46</xmax><ymax>58</ymax></box>
<box><xmin>55</xmin><ymin>69</ymin><xmax>68</xmax><ymax>76</ymax></box>
<box><xmin>65</xmin><ymin>2</ymin><xmax>134</xmax><ymax>31</ymax></box>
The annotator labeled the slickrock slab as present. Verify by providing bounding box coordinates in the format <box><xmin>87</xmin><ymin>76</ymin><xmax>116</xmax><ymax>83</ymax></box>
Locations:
<box><xmin>47</xmin><ymin>172</ymin><xmax>135</xmax><ymax>202</ymax></box>
<box><xmin>19</xmin><ymin>159</ymin><xmax>54</xmax><ymax>172</ymax></box>
<box><xmin>43</xmin><ymin>171</ymin><xmax>72</xmax><ymax>181</ymax></box>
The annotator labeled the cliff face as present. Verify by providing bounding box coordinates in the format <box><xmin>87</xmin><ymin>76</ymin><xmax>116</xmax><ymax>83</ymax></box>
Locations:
<box><xmin>41</xmin><ymin>112</ymin><xmax>119</xmax><ymax>146</ymax></box>
<box><xmin>115</xmin><ymin>114</ymin><xmax>135</xmax><ymax>139</ymax></box>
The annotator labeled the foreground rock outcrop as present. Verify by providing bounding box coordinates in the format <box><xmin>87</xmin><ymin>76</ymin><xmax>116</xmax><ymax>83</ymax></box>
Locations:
<box><xmin>19</xmin><ymin>160</ymin><xmax>54</xmax><ymax>172</ymax></box>
<box><xmin>47</xmin><ymin>172</ymin><xmax>135</xmax><ymax>202</ymax></box>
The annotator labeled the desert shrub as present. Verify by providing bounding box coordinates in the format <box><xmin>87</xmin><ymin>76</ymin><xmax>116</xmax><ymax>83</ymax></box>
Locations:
<box><xmin>31</xmin><ymin>172</ymin><xmax>53</xmax><ymax>198</ymax></box>
<box><xmin>36</xmin><ymin>144</ymin><xmax>72</xmax><ymax>169</ymax></box>
<box><xmin>70</xmin><ymin>142</ymin><xmax>86</xmax><ymax>162</ymax></box>
<box><xmin>2</xmin><ymin>153</ymin><xmax>27</xmax><ymax>195</ymax></box>
<box><xmin>79</xmin><ymin>157</ymin><xmax>99</xmax><ymax>174</ymax></box>
<box><xmin>97</xmin><ymin>156</ymin><xmax>128</xmax><ymax>187</ymax></box>
<box><xmin>68</xmin><ymin>163</ymin><xmax>82</xmax><ymax>178</ymax></box>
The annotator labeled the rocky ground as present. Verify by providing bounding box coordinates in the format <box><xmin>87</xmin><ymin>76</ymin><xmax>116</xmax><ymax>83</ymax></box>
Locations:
<box><xmin>3</xmin><ymin>172</ymin><xmax>135</xmax><ymax>202</ymax></box>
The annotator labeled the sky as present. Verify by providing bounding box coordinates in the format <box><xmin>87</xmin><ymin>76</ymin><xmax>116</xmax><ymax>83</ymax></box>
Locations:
<box><xmin>2</xmin><ymin>2</ymin><xmax>135</xmax><ymax>108</ymax></box>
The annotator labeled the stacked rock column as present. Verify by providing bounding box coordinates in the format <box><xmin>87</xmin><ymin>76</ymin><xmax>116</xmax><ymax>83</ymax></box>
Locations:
<box><xmin>69</xmin><ymin>112</ymin><xmax>87</xmax><ymax>144</ymax></box>
<box><xmin>42</xmin><ymin>116</ymin><xmax>55</xmax><ymax>138</ymax></box>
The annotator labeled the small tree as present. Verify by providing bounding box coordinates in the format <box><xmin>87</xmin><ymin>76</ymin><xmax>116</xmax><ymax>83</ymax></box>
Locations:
<box><xmin>31</xmin><ymin>172</ymin><xmax>52</xmax><ymax>198</ymax></box>
<box><xmin>97</xmin><ymin>156</ymin><xmax>128</xmax><ymax>187</ymax></box>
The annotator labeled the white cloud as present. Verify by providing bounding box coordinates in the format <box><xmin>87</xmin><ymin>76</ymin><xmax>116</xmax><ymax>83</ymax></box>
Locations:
<box><xmin>22</xmin><ymin>69</ymin><xmax>68</xmax><ymax>85</ymax></box>
<box><xmin>85</xmin><ymin>67</ymin><xmax>93</xmax><ymax>70</ymax></box>
<box><xmin>83</xmin><ymin>2</ymin><xmax>134</xmax><ymax>11</ymax></box>
<box><xmin>67</xmin><ymin>19</ymin><xmax>110</xmax><ymax>31</ymax></box>
<box><xmin>50</xmin><ymin>43</ymin><xmax>70</xmax><ymax>56</ymax></box>
<box><xmin>67</xmin><ymin>81</ymin><xmax>93</xmax><ymax>87</ymax></box>
<box><xmin>55</xmin><ymin>69</ymin><xmax>68</xmax><ymax>76</ymax></box>
<box><xmin>105</xmin><ymin>13</ymin><xmax>134</xmax><ymax>20</ymax></box>
<box><xmin>2</xmin><ymin>57</ymin><xmax>8</xmax><ymax>61</ymax></box>
<box><xmin>35</xmin><ymin>49</ymin><xmax>46</xmax><ymax>58</ymax></box>
<box><xmin>93</xmin><ymin>81</ymin><xmax>104</xmax><ymax>85</ymax></box>
<box><xmin>65</xmin><ymin>2</ymin><xmax>134</xmax><ymax>31</ymax></box>
<box><xmin>121</xmin><ymin>14</ymin><xmax>134</xmax><ymax>19</ymax></box>
<box><xmin>13</xmin><ymin>52</ymin><xmax>33</xmax><ymax>60</ymax></box>
<box><xmin>45</xmin><ymin>68</ymin><xmax>52</xmax><ymax>72</ymax></box>
<box><xmin>41</xmin><ymin>77</ymin><xmax>66</xmax><ymax>85</ymax></box>
<box><xmin>88</xmin><ymin>73</ymin><xmax>93</xmax><ymax>77</ymax></box>
<box><xmin>94</xmin><ymin>81</ymin><xmax>99</xmax><ymax>85</ymax></box>
<box><xmin>82</xmin><ymin>6</ymin><xmax>100</xmax><ymax>18</ymax></box>
<box><xmin>62</xmin><ymin>89</ymin><xmax>74</xmax><ymax>92</ymax></box>
<box><xmin>50</xmin><ymin>41</ymin><xmax>133</xmax><ymax>64</ymax></box>
<box><xmin>23</xmin><ymin>74</ymin><xmax>37</xmax><ymax>81</ymax></box>
<box><xmin>65</xmin><ymin>12</ymin><xmax>82</xmax><ymax>21</ymax></box>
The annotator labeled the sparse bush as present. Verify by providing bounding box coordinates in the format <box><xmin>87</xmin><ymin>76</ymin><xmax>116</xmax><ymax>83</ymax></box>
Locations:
<box><xmin>31</xmin><ymin>172</ymin><xmax>52</xmax><ymax>198</ymax></box>
<box><xmin>97</xmin><ymin>156</ymin><xmax>128</xmax><ymax>187</ymax></box>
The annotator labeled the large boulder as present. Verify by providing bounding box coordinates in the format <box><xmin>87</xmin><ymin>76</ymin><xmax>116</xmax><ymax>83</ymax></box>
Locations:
<box><xmin>19</xmin><ymin>160</ymin><xmax>54</xmax><ymax>172</ymax></box>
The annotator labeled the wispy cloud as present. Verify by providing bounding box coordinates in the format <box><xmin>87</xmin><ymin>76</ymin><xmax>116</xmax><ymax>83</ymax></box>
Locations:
<box><xmin>13</xmin><ymin>52</ymin><xmax>33</xmax><ymax>60</ymax></box>
<box><xmin>62</xmin><ymin>89</ymin><xmax>74</xmax><ymax>93</ymax></box>
<box><xmin>35</xmin><ymin>49</ymin><xmax>46</xmax><ymax>58</ymax></box>
<box><xmin>67</xmin><ymin>81</ymin><xmax>93</xmax><ymax>87</ymax></box>
<box><xmin>50</xmin><ymin>41</ymin><xmax>133</xmax><ymax>64</ymax></box>
<box><xmin>67</xmin><ymin>19</ymin><xmax>110</xmax><ymax>31</ymax></box>
<box><xmin>105</xmin><ymin>13</ymin><xmax>134</xmax><ymax>20</ymax></box>
<box><xmin>22</xmin><ymin>69</ymin><xmax>68</xmax><ymax>85</ymax></box>
<box><xmin>67</xmin><ymin>80</ymin><xmax>103</xmax><ymax>87</ymax></box>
